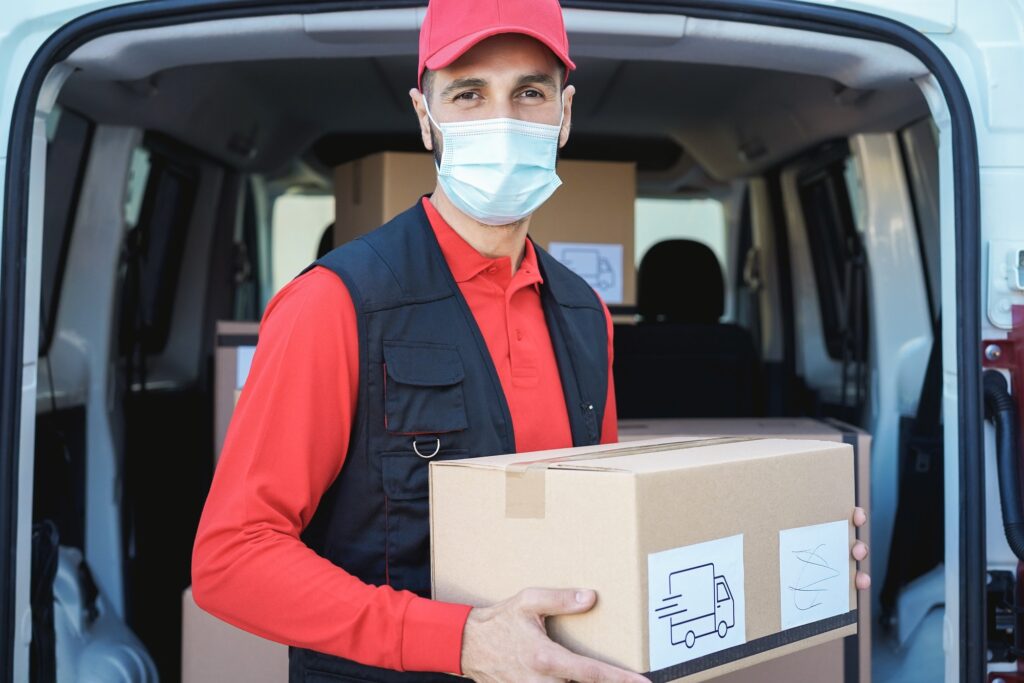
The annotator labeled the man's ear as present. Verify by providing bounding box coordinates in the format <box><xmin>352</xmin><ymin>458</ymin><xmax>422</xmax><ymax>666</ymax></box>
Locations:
<box><xmin>558</xmin><ymin>84</ymin><xmax>575</xmax><ymax>148</ymax></box>
<box><xmin>409</xmin><ymin>88</ymin><xmax>434</xmax><ymax>151</ymax></box>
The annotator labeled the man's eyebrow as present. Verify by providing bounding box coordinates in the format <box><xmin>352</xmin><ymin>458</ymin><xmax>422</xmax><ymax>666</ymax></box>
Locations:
<box><xmin>516</xmin><ymin>73</ymin><xmax>557</xmax><ymax>89</ymax></box>
<box><xmin>441</xmin><ymin>77</ymin><xmax>488</xmax><ymax>98</ymax></box>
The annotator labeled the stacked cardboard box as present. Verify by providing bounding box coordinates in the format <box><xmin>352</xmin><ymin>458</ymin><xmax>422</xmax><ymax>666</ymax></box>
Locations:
<box><xmin>181</xmin><ymin>587</ymin><xmax>288</xmax><ymax>683</ymax></box>
<box><xmin>212</xmin><ymin>320</ymin><xmax>259</xmax><ymax>464</ymax></box>
<box><xmin>333</xmin><ymin>151</ymin><xmax>637</xmax><ymax>306</ymax></box>
<box><xmin>184</xmin><ymin>321</ymin><xmax>286</xmax><ymax>683</ymax></box>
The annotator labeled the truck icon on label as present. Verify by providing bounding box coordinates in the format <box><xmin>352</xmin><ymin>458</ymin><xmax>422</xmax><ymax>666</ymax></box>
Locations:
<box><xmin>655</xmin><ymin>563</ymin><xmax>735</xmax><ymax>648</ymax></box>
<box><xmin>558</xmin><ymin>247</ymin><xmax>616</xmax><ymax>291</ymax></box>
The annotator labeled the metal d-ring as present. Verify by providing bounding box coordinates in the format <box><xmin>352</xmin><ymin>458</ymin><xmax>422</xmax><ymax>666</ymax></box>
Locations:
<box><xmin>412</xmin><ymin>436</ymin><xmax>441</xmax><ymax>459</ymax></box>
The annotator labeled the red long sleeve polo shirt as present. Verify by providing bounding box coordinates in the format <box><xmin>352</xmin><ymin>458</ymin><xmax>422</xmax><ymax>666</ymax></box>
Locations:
<box><xmin>191</xmin><ymin>196</ymin><xmax>618</xmax><ymax>675</ymax></box>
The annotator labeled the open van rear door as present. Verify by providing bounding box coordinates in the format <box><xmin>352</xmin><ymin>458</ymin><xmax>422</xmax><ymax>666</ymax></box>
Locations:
<box><xmin>0</xmin><ymin>1</ymin><xmax>989</xmax><ymax>682</ymax></box>
<box><xmin>0</xmin><ymin>3</ymin><xmax>137</xmax><ymax>681</ymax></box>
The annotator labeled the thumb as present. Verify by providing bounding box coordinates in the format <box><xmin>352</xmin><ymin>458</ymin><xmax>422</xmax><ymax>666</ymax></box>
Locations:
<box><xmin>517</xmin><ymin>588</ymin><xmax>597</xmax><ymax>617</ymax></box>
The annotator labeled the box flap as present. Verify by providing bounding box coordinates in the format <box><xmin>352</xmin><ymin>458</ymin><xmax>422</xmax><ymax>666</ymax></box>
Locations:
<box><xmin>431</xmin><ymin>437</ymin><xmax>851</xmax><ymax>520</ymax></box>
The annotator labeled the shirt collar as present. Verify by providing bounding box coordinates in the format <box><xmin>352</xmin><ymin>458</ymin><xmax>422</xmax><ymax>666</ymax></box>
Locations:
<box><xmin>421</xmin><ymin>196</ymin><xmax>544</xmax><ymax>291</ymax></box>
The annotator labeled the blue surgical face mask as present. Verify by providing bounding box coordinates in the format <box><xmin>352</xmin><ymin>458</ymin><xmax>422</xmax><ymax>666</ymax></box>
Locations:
<box><xmin>422</xmin><ymin>95</ymin><xmax>565</xmax><ymax>226</ymax></box>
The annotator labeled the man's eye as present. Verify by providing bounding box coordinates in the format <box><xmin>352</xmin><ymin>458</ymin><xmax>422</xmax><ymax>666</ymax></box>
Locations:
<box><xmin>454</xmin><ymin>92</ymin><xmax>478</xmax><ymax>101</ymax></box>
<box><xmin>520</xmin><ymin>89</ymin><xmax>543</xmax><ymax>98</ymax></box>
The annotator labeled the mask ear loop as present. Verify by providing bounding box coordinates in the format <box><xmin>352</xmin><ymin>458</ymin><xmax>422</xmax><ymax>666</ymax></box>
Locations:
<box><xmin>421</xmin><ymin>94</ymin><xmax>445</xmax><ymax>171</ymax></box>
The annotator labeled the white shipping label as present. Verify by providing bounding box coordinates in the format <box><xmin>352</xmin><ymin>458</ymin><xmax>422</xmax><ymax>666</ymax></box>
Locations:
<box><xmin>547</xmin><ymin>242</ymin><xmax>624</xmax><ymax>304</ymax></box>
<box><xmin>647</xmin><ymin>535</ymin><xmax>746</xmax><ymax>670</ymax></box>
<box><xmin>778</xmin><ymin>520</ymin><xmax>850</xmax><ymax>630</ymax></box>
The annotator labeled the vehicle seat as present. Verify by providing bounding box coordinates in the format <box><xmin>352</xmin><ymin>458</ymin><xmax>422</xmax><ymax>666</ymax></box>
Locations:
<box><xmin>613</xmin><ymin>239</ymin><xmax>760</xmax><ymax>418</ymax></box>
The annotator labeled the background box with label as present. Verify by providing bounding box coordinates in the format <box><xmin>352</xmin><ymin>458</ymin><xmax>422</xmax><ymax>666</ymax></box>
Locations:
<box><xmin>333</xmin><ymin>152</ymin><xmax>637</xmax><ymax>305</ymax></box>
<box><xmin>213</xmin><ymin>320</ymin><xmax>259</xmax><ymax>464</ymax></box>
<box><xmin>430</xmin><ymin>436</ymin><xmax>857</xmax><ymax>681</ymax></box>
<box><xmin>618</xmin><ymin>418</ymin><xmax>872</xmax><ymax>683</ymax></box>
<box><xmin>188</xmin><ymin>322</ymin><xmax>286</xmax><ymax>681</ymax></box>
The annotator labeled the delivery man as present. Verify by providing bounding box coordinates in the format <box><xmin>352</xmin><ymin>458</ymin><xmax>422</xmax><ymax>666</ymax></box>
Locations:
<box><xmin>191</xmin><ymin>0</ymin><xmax>870</xmax><ymax>681</ymax></box>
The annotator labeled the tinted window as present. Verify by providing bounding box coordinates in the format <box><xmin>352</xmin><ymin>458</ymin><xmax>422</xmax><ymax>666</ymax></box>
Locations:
<box><xmin>797</xmin><ymin>155</ymin><xmax>868</xmax><ymax>365</ymax></box>
<box><xmin>118</xmin><ymin>141</ymin><xmax>198</xmax><ymax>356</ymax></box>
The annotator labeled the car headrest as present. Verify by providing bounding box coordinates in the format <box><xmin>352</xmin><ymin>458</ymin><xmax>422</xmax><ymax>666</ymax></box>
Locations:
<box><xmin>637</xmin><ymin>239</ymin><xmax>724</xmax><ymax>324</ymax></box>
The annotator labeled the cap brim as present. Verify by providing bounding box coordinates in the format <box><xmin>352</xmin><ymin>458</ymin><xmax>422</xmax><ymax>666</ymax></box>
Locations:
<box><xmin>423</xmin><ymin>25</ymin><xmax>575</xmax><ymax>81</ymax></box>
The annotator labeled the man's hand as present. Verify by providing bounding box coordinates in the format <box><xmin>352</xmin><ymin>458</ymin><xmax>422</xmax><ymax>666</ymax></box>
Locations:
<box><xmin>461</xmin><ymin>588</ymin><xmax>648</xmax><ymax>683</ymax></box>
<box><xmin>852</xmin><ymin>506</ymin><xmax>870</xmax><ymax>590</ymax></box>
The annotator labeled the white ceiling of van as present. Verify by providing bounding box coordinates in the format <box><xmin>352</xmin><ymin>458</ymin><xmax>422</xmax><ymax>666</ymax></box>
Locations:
<box><xmin>57</xmin><ymin>7</ymin><xmax>931</xmax><ymax>189</ymax></box>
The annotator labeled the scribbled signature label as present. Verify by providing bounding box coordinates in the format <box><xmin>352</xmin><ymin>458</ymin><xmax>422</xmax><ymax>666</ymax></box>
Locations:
<box><xmin>778</xmin><ymin>520</ymin><xmax>850</xmax><ymax>630</ymax></box>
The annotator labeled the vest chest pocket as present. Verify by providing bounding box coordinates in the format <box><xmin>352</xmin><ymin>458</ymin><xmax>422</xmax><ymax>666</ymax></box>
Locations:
<box><xmin>382</xmin><ymin>341</ymin><xmax>468</xmax><ymax>435</ymax></box>
<box><xmin>381</xmin><ymin>449</ymin><xmax>467</xmax><ymax>596</ymax></box>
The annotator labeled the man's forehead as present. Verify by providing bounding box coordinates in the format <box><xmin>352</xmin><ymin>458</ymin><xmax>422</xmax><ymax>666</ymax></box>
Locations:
<box><xmin>437</xmin><ymin>33</ymin><xmax>561</xmax><ymax>83</ymax></box>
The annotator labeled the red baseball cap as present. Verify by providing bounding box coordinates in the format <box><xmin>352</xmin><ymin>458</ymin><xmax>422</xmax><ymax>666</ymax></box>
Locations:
<box><xmin>418</xmin><ymin>0</ymin><xmax>576</xmax><ymax>89</ymax></box>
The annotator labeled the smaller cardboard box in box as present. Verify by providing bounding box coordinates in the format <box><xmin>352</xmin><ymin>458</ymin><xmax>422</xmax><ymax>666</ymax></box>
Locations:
<box><xmin>430</xmin><ymin>437</ymin><xmax>857</xmax><ymax>682</ymax></box>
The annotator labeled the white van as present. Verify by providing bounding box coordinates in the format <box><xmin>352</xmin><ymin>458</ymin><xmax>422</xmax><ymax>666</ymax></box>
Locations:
<box><xmin>0</xmin><ymin>0</ymin><xmax>1018</xmax><ymax>681</ymax></box>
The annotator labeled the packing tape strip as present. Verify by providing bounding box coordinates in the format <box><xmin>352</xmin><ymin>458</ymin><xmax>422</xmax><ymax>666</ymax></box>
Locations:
<box><xmin>504</xmin><ymin>436</ymin><xmax>762</xmax><ymax>519</ymax></box>
<box><xmin>644</xmin><ymin>609</ymin><xmax>858</xmax><ymax>682</ymax></box>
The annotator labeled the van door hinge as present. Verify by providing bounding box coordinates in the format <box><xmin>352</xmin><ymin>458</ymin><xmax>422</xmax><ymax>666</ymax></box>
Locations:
<box><xmin>988</xmin><ymin>242</ymin><xmax>1024</xmax><ymax>330</ymax></box>
<box><xmin>986</xmin><ymin>570</ymin><xmax>1018</xmax><ymax>664</ymax></box>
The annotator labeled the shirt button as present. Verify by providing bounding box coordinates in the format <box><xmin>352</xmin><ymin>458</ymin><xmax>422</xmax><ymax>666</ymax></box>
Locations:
<box><xmin>516</xmin><ymin>329</ymin><xmax>523</xmax><ymax>341</ymax></box>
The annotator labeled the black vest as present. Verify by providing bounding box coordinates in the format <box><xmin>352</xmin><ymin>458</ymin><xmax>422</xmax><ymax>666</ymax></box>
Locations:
<box><xmin>288</xmin><ymin>201</ymin><xmax>609</xmax><ymax>682</ymax></box>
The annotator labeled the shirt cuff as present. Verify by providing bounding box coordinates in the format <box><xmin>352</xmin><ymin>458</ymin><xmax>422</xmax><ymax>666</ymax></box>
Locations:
<box><xmin>400</xmin><ymin>596</ymin><xmax>473</xmax><ymax>674</ymax></box>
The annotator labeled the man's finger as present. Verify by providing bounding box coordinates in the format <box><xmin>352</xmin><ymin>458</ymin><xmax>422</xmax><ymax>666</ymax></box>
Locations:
<box><xmin>852</xmin><ymin>541</ymin><xmax>869</xmax><ymax>561</ymax></box>
<box><xmin>532</xmin><ymin>643</ymin><xmax>647</xmax><ymax>683</ymax></box>
<box><xmin>517</xmin><ymin>587</ymin><xmax>596</xmax><ymax>617</ymax></box>
<box><xmin>856</xmin><ymin>571</ymin><xmax>872</xmax><ymax>590</ymax></box>
<box><xmin>853</xmin><ymin>507</ymin><xmax>867</xmax><ymax>527</ymax></box>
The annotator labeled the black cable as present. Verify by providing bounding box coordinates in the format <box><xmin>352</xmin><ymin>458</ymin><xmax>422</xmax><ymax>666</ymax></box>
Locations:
<box><xmin>983</xmin><ymin>370</ymin><xmax>1024</xmax><ymax>561</ymax></box>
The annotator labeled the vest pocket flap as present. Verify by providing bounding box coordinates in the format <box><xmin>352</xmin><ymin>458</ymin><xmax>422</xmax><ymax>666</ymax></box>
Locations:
<box><xmin>382</xmin><ymin>341</ymin><xmax>465</xmax><ymax>386</ymax></box>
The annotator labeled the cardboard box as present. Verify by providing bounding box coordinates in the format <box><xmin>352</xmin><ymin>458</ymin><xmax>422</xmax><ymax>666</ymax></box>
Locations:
<box><xmin>181</xmin><ymin>586</ymin><xmax>288</xmax><ymax>683</ymax></box>
<box><xmin>192</xmin><ymin>324</ymin><xmax>286</xmax><ymax>680</ymax></box>
<box><xmin>431</xmin><ymin>436</ymin><xmax>858</xmax><ymax>681</ymax></box>
<box><xmin>618</xmin><ymin>418</ymin><xmax>872</xmax><ymax>683</ymax></box>
<box><xmin>333</xmin><ymin>152</ymin><xmax>637</xmax><ymax>305</ymax></box>
<box><xmin>213</xmin><ymin>321</ymin><xmax>259</xmax><ymax>464</ymax></box>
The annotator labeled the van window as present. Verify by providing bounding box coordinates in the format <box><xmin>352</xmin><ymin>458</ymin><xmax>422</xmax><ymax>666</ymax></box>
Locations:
<box><xmin>230</xmin><ymin>178</ymin><xmax>263</xmax><ymax>322</ymax></box>
<box><xmin>796</xmin><ymin>154</ymin><xmax>868</xmax><ymax>368</ymax></box>
<box><xmin>117</xmin><ymin>139</ymin><xmax>198</xmax><ymax>356</ymax></box>
<box><xmin>124</xmin><ymin>146</ymin><xmax>152</xmax><ymax>229</ymax></box>
<box><xmin>634</xmin><ymin>197</ymin><xmax>729</xmax><ymax>318</ymax></box>
<box><xmin>269</xmin><ymin>192</ymin><xmax>334</xmax><ymax>295</ymax></box>
<box><xmin>39</xmin><ymin>106</ymin><xmax>93</xmax><ymax>355</ymax></box>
